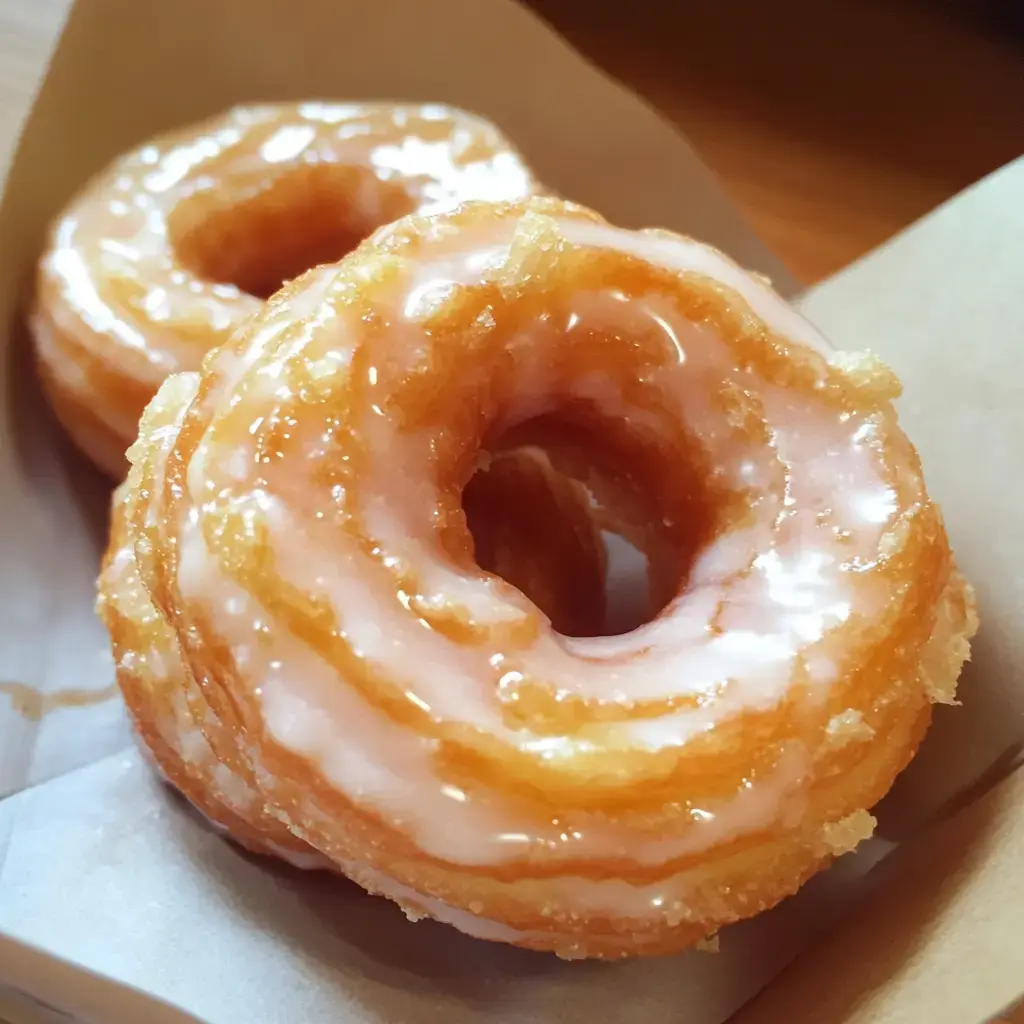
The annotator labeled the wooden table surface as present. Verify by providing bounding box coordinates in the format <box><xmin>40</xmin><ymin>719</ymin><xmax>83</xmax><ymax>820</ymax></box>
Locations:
<box><xmin>531</xmin><ymin>0</ymin><xmax>1024</xmax><ymax>282</ymax></box>
<box><xmin>2</xmin><ymin>0</ymin><xmax>1022</xmax><ymax>283</ymax></box>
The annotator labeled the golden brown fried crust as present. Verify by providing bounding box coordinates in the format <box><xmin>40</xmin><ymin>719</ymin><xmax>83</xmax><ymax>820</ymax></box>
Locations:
<box><xmin>98</xmin><ymin>197</ymin><xmax>977</xmax><ymax>958</ymax></box>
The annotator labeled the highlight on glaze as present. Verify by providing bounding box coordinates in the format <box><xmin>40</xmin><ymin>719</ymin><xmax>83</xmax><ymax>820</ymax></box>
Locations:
<box><xmin>98</xmin><ymin>197</ymin><xmax>977</xmax><ymax>958</ymax></box>
<box><xmin>31</xmin><ymin>102</ymin><xmax>540</xmax><ymax>477</ymax></box>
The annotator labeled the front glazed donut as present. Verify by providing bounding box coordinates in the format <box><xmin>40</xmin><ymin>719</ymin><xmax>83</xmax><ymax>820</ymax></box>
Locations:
<box><xmin>31</xmin><ymin>102</ymin><xmax>539</xmax><ymax>477</ymax></box>
<box><xmin>98</xmin><ymin>197</ymin><xmax>977</xmax><ymax>958</ymax></box>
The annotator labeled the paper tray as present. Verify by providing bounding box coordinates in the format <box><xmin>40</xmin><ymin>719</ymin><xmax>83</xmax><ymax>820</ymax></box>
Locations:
<box><xmin>1</xmin><ymin>1</ymin><xmax>1022</xmax><ymax>1021</ymax></box>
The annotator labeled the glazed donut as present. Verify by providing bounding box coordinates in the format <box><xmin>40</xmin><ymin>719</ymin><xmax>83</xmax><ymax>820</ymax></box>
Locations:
<box><xmin>97</xmin><ymin>197</ymin><xmax>977</xmax><ymax>959</ymax></box>
<box><xmin>31</xmin><ymin>101</ymin><xmax>539</xmax><ymax>478</ymax></box>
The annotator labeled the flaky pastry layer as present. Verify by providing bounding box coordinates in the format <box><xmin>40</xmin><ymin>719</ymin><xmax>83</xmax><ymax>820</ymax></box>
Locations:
<box><xmin>98</xmin><ymin>197</ymin><xmax>977</xmax><ymax>958</ymax></box>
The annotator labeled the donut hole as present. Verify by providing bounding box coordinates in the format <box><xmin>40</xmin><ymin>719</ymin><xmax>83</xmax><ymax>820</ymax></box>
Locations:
<box><xmin>462</xmin><ymin>412</ymin><xmax>717</xmax><ymax>639</ymax></box>
<box><xmin>169</xmin><ymin>164</ymin><xmax>418</xmax><ymax>299</ymax></box>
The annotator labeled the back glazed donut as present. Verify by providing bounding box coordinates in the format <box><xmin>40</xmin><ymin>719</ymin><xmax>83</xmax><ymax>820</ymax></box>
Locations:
<box><xmin>98</xmin><ymin>196</ymin><xmax>977</xmax><ymax>958</ymax></box>
<box><xmin>31</xmin><ymin>102</ymin><xmax>539</xmax><ymax>477</ymax></box>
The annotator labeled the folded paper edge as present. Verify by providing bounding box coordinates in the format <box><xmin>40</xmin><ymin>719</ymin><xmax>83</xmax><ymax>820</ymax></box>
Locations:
<box><xmin>798</xmin><ymin>156</ymin><xmax>1024</xmax><ymax>302</ymax></box>
<box><xmin>0</xmin><ymin>934</ymin><xmax>204</xmax><ymax>1024</ymax></box>
<box><xmin>731</xmin><ymin>762</ymin><xmax>1024</xmax><ymax>1023</ymax></box>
